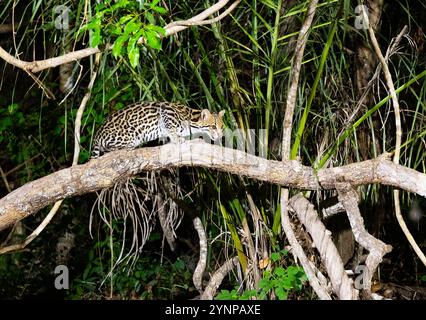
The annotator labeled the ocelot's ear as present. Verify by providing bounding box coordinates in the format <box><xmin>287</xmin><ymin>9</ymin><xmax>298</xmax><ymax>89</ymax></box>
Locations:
<box><xmin>200</xmin><ymin>109</ymin><xmax>212</xmax><ymax>120</ymax></box>
<box><xmin>218</xmin><ymin>110</ymin><xmax>225</xmax><ymax>118</ymax></box>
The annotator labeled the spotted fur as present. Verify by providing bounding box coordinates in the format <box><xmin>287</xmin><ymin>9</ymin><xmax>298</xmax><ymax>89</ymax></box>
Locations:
<box><xmin>91</xmin><ymin>101</ymin><xmax>225</xmax><ymax>158</ymax></box>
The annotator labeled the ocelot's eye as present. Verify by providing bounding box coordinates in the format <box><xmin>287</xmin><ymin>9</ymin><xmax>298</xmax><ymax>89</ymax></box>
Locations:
<box><xmin>212</xmin><ymin>125</ymin><xmax>217</xmax><ymax>129</ymax></box>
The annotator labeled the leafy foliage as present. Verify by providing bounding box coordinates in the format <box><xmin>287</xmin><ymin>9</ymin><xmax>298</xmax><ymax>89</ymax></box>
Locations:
<box><xmin>217</xmin><ymin>248</ymin><xmax>307</xmax><ymax>300</ymax></box>
<box><xmin>80</xmin><ymin>0</ymin><xmax>167</xmax><ymax>67</ymax></box>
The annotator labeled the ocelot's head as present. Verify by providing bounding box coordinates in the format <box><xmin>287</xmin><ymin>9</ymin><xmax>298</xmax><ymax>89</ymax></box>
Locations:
<box><xmin>192</xmin><ymin>109</ymin><xmax>225</xmax><ymax>141</ymax></box>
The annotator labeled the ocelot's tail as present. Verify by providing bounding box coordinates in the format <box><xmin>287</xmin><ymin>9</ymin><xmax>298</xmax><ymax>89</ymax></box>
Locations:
<box><xmin>91</xmin><ymin>145</ymin><xmax>101</xmax><ymax>159</ymax></box>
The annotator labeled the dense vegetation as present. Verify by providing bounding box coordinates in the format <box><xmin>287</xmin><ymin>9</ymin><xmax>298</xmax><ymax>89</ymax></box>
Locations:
<box><xmin>0</xmin><ymin>0</ymin><xmax>425</xmax><ymax>299</ymax></box>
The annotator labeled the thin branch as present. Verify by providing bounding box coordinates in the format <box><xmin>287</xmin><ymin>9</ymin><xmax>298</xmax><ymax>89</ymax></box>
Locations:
<box><xmin>0</xmin><ymin>55</ymin><xmax>100</xmax><ymax>254</ymax></box>
<box><xmin>281</xmin><ymin>203</ymin><xmax>332</xmax><ymax>300</ymax></box>
<box><xmin>201</xmin><ymin>256</ymin><xmax>239</xmax><ymax>300</ymax></box>
<box><xmin>162</xmin><ymin>0</ymin><xmax>240</xmax><ymax>34</ymax></box>
<box><xmin>336</xmin><ymin>183</ymin><xmax>392</xmax><ymax>297</ymax></box>
<box><xmin>165</xmin><ymin>0</ymin><xmax>232</xmax><ymax>28</ymax></box>
<box><xmin>193</xmin><ymin>217</ymin><xmax>207</xmax><ymax>292</ymax></box>
<box><xmin>281</xmin><ymin>0</ymin><xmax>319</xmax><ymax>158</ymax></box>
<box><xmin>73</xmin><ymin>54</ymin><xmax>100</xmax><ymax>164</ymax></box>
<box><xmin>0</xmin><ymin>46</ymin><xmax>101</xmax><ymax>73</ymax></box>
<box><xmin>0</xmin><ymin>200</ymin><xmax>63</xmax><ymax>254</ymax></box>
<box><xmin>366</xmin><ymin>9</ymin><xmax>426</xmax><ymax>267</ymax></box>
<box><xmin>157</xmin><ymin>193</ymin><xmax>176</xmax><ymax>251</ymax></box>
<box><xmin>0</xmin><ymin>0</ymin><xmax>239</xmax><ymax>73</ymax></box>
<box><xmin>0</xmin><ymin>165</ymin><xmax>11</xmax><ymax>193</ymax></box>
<box><xmin>280</xmin><ymin>0</ymin><xmax>320</xmax><ymax>298</ymax></box>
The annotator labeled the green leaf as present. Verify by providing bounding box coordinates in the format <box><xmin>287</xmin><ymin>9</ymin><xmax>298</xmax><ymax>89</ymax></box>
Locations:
<box><xmin>111</xmin><ymin>0</ymin><xmax>130</xmax><ymax>11</ymax></box>
<box><xmin>128</xmin><ymin>46</ymin><xmax>140</xmax><ymax>68</ymax></box>
<box><xmin>275</xmin><ymin>287</ymin><xmax>288</xmax><ymax>300</ymax></box>
<box><xmin>241</xmin><ymin>289</ymin><xmax>257</xmax><ymax>299</ymax></box>
<box><xmin>127</xmin><ymin>30</ymin><xmax>145</xmax><ymax>52</ymax></box>
<box><xmin>0</xmin><ymin>117</ymin><xmax>13</xmax><ymax>131</ymax></box>
<box><xmin>146</xmin><ymin>30</ymin><xmax>161</xmax><ymax>50</ymax></box>
<box><xmin>152</xmin><ymin>6</ymin><xmax>167</xmax><ymax>14</ymax></box>
<box><xmin>110</xmin><ymin>24</ymin><xmax>123</xmax><ymax>36</ymax></box>
<box><xmin>259</xmin><ymin>278</ymin><xmax>271</xmax><ymax>291</ymax></box>
<box><xmin>150</xmin><ymin>0</ymin><xmax>161</xmax><ymax>7</ymax></box>
<box><xmin>113</xmin><ymin>34</ymin><xmax>128</xmax><ymax>57</ymax></box>
<box><xmin>282</xmin><ymin>277</ymin><xmax>293</xmax><ymax>289</ymax></box>
<box><xmin>145</xmin><ymin>11</ymin><xmax>155</xmax><ymax>25</ymax></box>
<box><xmin>79</xmin><ymin>18</ymin><xmax>101</xmax><ymax>34</ymax></box>
<box><xmin>91</xmin><ymin>28</ymin><xmax>102</xmax><ymax>47</ymax></box>
<box><xmin>274</xmin><ymin>266</ymin><xmax>285</xmax><ymax>277</ymax></box>
<box><xmin>149</xmin><ymin>25</ymin><xmax>166</xmax><ymax>36</ymax></box>
<box><xmin>119</xmin><ymin>14</ymin><xmax>133</xmax><ymax>25</ymax></box>
<box><xmin>8</xmin><ymin>103</ymin><xmax>19</xmax><ymax>114</ymax></box>
<box><xmin>124</xmin><ymin>19</ymin><xmax>141</xmax><ymax>34</ymax></box>
<box><xmin>174</xmin><ymin>259</ymin><xmax>185</xmax><ymax>271</ymax></box>
<box><xmin>271</xmin><ymin>252</ymin><xmax>280</xmax><ymax>262</ymax></box>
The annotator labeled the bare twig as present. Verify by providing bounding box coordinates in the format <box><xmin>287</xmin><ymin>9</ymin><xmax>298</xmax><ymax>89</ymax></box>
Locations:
<box><xmin>281</xmin><ymin>0</ymin><xmax>319</xmax><ymax>157</ymax></box>
<box><xmin>161</xmin><ymin>0</ymin><xmax>240</xmax><ymax>36</ymax></box>
<box><xmin>73</xmin><ymin>54</ymin><xmax>100</xmax><ymax>164</ymax></box>
<box><xmin>365</xmin><ymin>8</ymin><xmax>426</xmax><ymax>267</ymax></box>
<box><xmin>0</xmin><ymin>46</ymin><xmax>101</xmax><ymax>73</ymax></box>
<box><xmin>201</xmin><ymin>256</ymin><xmax>239</xmax><ymax>300</ymax></box>
<box><xmin>0</xmin><ymin>201</ymin><xmax>63</xmax><ymax>254</ymax></box>
<box><xmin>193</xmin><ymin>217</ymin><xmax>208</xmax><ymax>292</ymax></box>
<box><xmin>0</xmin><ymin>165</ymin><xmax>11</xmax><ymax>193</ymax></box>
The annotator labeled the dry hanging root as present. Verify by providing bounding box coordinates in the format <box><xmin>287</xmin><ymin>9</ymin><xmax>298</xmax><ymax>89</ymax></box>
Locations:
<box><xmin>90</xmin><ymin>171</ymin><xmax>184</xmax><ymax>273</ymax></box>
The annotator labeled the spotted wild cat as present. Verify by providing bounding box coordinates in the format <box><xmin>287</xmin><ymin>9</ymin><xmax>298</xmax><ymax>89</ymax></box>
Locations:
<box><xmin>91</xmin><ymin>101</ymin><xmax>225</xmax><ymax>158</ymax></box>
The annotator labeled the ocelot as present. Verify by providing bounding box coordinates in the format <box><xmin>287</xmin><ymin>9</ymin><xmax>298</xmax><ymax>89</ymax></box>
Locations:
<box><xmin>91</xmin><ymin>101</ymin><xmax>225</xmax><ymax>158</ymax></box>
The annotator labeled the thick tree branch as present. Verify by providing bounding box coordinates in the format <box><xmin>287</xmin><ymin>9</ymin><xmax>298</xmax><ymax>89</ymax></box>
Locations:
<box><xmin>1</xmin><ymin>141</ymin><xmax>426</xmax><ymax>232</ymax></box>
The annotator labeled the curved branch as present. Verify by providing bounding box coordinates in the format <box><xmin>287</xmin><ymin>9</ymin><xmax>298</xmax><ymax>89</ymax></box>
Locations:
<box><xmin>193</xmin><ymin>217</ymin><xmax>208</xmax><ymax>292</ymax></box>
<box><xmin>365</xmin><ymin>9</ymin><xmax>426</xmax><ymax>266</ymax></box>
<box><xmin>0</xmin><ymin>0</ymin><xmax>239</xmax><ymax>73</ymax></box>
<box><xmin>201</xmin><ymin>256</ymin><xmax>239</xmax><ymax>300</ymax></box>
<box><xmin>0</xmin><ymin>46</ymin><xmax>101</xmax><ymax>73</ymax></box>
<box><xmin>1</xmin><ymin>142</ymin><xmax>426</xmax><ymax>231</ymax></box>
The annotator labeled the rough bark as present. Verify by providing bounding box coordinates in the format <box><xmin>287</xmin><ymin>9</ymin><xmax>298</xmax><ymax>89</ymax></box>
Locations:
<box><xmin>1</xmin><ymin>141</ymin><xmax>426</xmax><ymax>231</ymax></box>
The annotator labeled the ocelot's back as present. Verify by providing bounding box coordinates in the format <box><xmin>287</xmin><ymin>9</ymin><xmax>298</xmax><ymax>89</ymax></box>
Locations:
<box><xmin>91</xmin><ymin>101</ymin><xmax>225</xmax><ymax>158</ymax></box>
